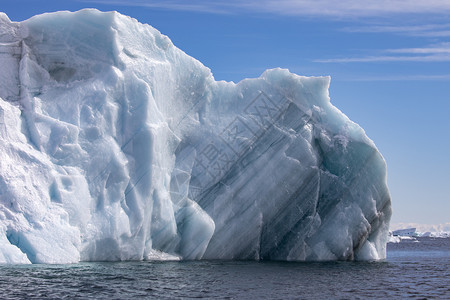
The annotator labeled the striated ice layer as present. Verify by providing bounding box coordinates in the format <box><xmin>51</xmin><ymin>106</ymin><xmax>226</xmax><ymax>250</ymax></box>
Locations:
<box><xmin>0</xmin><ymin>10</ymin><xmax>391</xmax><ymax>264</ymax></box>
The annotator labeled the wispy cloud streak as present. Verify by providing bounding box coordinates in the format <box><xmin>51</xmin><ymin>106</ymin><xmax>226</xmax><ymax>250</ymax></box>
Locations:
<box><xmin>316</xmin><ymin>55</ymin><xmax>450</xmax><ymax>63</ymax></box>
<box><xmin>342</xmin><ymin>74</ymin><xmax>450</xmax><ymax>81</ymax></box>
<box><xmin>387</xmin><ymin>44</ymin><xmax>450</xmax><ymax>54</ymax></box>
<box><xmin>80</xmin><ymin>0</ymin><xmax>450</xmax><ymax>17</ymax></box>
<box><xmin>79</xmin><ymin>0</ymin><xmax>241</xmax><ymax>14</ymax></box>
<box><xmin>343</xmin><ymin>24</ymin><xmax>450</xmax><ymax>37</ymax></box>
<box><xmin>316</xmin><ymin>43</ymin><xmax>450</xmax><ymax>63</ymax></box>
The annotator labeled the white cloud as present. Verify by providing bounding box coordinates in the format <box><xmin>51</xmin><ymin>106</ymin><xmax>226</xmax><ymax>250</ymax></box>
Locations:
<box><xmin>343</xmin><ymin>24</ymin><xmax>450</xmax><ymax>37</ymax></box>
<box><xmin>386</xmin><ymin>43</ymin><xmax>450</xmax><ymax>54</ymax></box>
<box><xmin>80</xmin><ymin>0</ymin><xmax>450</xmax><ymax>17</ymax></box>
<box><xmin>251</xmin><ymin>0</ymin><xmax>450</xmax><ymax>17</ymax></box>
<box><xmin>341</xmin><ymin>74</ymin><xmax>450</xmax><ymax>81</ymax></box>
<box><xmin>316</xmin><ymin>55</ymin><xmax>450</xmax><ymax>63</ymax></box>
<box><xmin>316</xmin><ymin>43</ymin><xmax>450</xmax><ymax>63</ymax></box>
<box><xmin>79</xmin><ymin>0</ymin><xmax>240</xmax><ymax>14</ymax></box>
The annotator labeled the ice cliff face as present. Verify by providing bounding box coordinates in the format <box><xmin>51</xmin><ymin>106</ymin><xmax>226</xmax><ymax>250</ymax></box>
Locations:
<box><xmin>0</xmin><ymin>10</ymin><xmax>391</xmax><ymax>264</ymax></box>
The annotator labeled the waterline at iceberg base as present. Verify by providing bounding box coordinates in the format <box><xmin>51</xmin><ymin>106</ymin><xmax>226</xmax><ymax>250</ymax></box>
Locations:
<box><xmin>0</xmin><ymin>9</ymin><xmax>391</xmax><ymax>264</ymax></box>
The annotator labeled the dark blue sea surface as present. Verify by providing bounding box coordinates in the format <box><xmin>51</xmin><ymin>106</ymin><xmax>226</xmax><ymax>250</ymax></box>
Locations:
<box><xmin>0</xmin><ymin>237</ymin><xmax>448</xmax><ymax>299</ymax></box>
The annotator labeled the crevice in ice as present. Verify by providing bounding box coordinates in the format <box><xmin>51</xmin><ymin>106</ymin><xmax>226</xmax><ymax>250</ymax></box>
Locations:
<box><xmin>16</xmin><ymin>41</ymin><xmax>43</xmax><ymax>150</ymax></box>
<box><xmin>47</xmin><ymin>62</ymin><xmax>77</xmax><ymax>83</ymax></box>
<box><xmin>5</xmin><ymin>229</ymin><xmax>35</xmax><ymax>263</ymax></box>
<box><xmin>49</xmin><ymin>180</ymin><xmax>62</xmax><ymax>203</ymax></box>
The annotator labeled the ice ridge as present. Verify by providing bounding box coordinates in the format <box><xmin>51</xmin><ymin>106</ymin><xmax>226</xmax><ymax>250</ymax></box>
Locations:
<box><xmin>0</xmin><ymin>9</ymin><xmax>391</xmax><ymax>264</ymax></box>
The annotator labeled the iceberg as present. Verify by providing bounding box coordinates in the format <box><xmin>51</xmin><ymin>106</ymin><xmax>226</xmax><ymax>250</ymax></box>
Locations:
<box><xmin>0</xmin><ymin>9</ymin><xmax>391</xmax><ymax>264</ymax></box>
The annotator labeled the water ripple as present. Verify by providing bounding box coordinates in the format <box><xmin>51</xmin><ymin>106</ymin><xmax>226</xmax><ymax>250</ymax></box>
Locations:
<box><xmin>0</xmin><ymin>237</ymin><xmax>448</xmax><ymax>299</ymax></box>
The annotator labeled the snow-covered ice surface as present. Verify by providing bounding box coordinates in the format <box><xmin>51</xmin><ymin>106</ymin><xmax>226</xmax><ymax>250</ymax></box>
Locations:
<box><xmin>0</xmin><ymin>10</ymin><xmax>391</xmax><ymax>264</ymax></box>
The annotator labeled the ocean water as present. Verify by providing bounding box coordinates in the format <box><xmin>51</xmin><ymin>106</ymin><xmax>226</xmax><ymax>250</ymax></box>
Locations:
<box><xmin>0</xmin><ymin>237</ymin><xmax>448</xmax><ymax>299</ymax></box>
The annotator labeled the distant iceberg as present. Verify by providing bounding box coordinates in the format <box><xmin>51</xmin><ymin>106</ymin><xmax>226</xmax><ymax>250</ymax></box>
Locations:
<box><xmin>0</xmin><ymin>9</ymin><xmax>391</xmax><ymax>264</ymax></box>
<box><xmin>390</xmin><ymin>222</ymin><xmax>450</xmax><ymax>234</ymax></box>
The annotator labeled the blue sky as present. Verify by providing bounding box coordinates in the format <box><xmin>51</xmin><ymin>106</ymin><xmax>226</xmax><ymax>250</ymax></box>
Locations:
<box><xmin>2</xmin><ymin>1</ymin><xmax>450</xmax><ymax>225</ymax></box>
